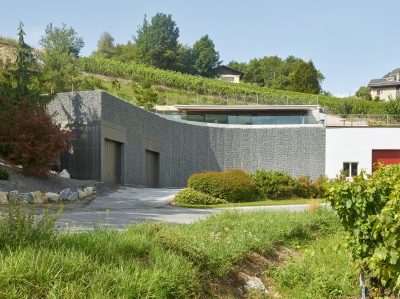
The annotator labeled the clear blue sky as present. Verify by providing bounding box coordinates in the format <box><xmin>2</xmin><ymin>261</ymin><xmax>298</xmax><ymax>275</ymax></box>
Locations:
<box><xmin>1</xmin><ymin>0</ymin><xmax>398</xmax><ymax>97</ymax></box>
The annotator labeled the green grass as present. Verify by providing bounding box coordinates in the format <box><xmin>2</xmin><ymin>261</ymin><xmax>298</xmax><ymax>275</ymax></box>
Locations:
<box><xmin>268</xmin><ymin>232</ymin><xmax>359</xmax><ymax>298</ymax></box>
<box><xmin>175</xmin><ymin>197</ymin><xmax>314</xmax><ymax>208</ymax></box>
<box><xmin>0</xmin><ymin>204</ymin><xmax>356</xmax><ymax>298</ymax></box>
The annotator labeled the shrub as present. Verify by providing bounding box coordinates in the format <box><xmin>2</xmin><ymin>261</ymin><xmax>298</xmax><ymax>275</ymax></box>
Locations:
<box><xmin>326</xmin><ymin>164</ymin><xmax>400</xmax><ymax>295</ymax></box>
<box><xmin>173</xmin><ymin>188</ymin><xmax>228</xmax><ymax>205</ymax></box>
<box><xmin>0</xmin><ymin>203</ymin><xmax>62</xmax><ymax>248</ymax></box>
<box><xmin>249</xmin><ymin>170</ymin><xmax>295</xmax><ymax>199</ymax></box>
<box><xmin>0</xmin><ymin>168</ymin><xmax>9</xmax><ymax>180</ymax></box>
<box><xmin>188</xmin><ymin>169</ymin><xmax>257</xmax><ymax>203</ymax></box>
<box><xmin>0</xmin><ymin>98</ymin><xmax>75</xmax><ymax>177</ymax></box>
<box><xmin>294</xmin><ymin>174</ymin><xmax>327</xmax><ymax>198</ymax></box>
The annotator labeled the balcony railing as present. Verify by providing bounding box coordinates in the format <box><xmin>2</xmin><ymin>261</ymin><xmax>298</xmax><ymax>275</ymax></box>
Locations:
<box><xmin>326</xmin><ymin>115</ymin><xmax>400</xmax><ymax>127</ymax></box>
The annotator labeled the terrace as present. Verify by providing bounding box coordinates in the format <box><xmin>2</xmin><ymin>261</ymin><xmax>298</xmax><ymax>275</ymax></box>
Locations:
<box><xmin>325</xmin><ymin>115</ymin><xmax>400</xmax><ymax>127</ymax></box>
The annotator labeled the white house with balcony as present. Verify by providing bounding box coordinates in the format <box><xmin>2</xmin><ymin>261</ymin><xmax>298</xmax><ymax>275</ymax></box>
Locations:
<box><xmin>368</xmin><ymin>74</ymin><xmax>400</xmax><ymax>101</ymax></box>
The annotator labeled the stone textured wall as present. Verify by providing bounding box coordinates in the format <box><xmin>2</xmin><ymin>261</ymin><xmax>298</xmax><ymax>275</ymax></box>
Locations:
<box><xmin>50</xmin><ymin>91</ymin><xmax>326</xmax><ymax>187</ymax></box>
<box><xmin>48</xmin><ymin>92</ymin><xmax>103</xmax><ymax>180</ymax></box>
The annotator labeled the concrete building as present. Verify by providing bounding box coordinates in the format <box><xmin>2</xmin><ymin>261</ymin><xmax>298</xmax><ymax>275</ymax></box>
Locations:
<box><xmin>48</xmin><ymin>91</ymin><xmax>326</xmax><ymax>187</ymax></box>
<box><xmin>48</xmin><ymin>91</ymin><xmax>400</xmax><ymax>186</ymax></box>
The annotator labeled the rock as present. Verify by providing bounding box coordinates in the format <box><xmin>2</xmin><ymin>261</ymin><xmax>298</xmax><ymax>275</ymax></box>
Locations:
<box><xmin>77</xmin><ymin>189</ymin><xmax>89</xmax><ymax>199</ymax></box>
<box><xmin>31</xmin><ymin>191</ymin><xmax>48</xmax><ymax>204</ymax></box>
<box><xmin>85</xmin><ymin>187</ymin><xmax>95</xmax><ymax>195</ymax></box>
<box><xmin>9</xmin><ymin>190</ymin><xmax>28</xmax><ymax>203</ymax></box>
<box><xmin>240</xmin><ymin>273</ymin><xmax>269</xmax><ymax>294</ymax></box>
<box><xmin>60</xmin><ymin>188</ymin><xmax>78</xmax><ymax>201</ymax></box>
<box><xmin>0</xmin><ymin>192</ymin><xmax>8</xmax><ymax>204</ymax></box>
<box><xmin>9</xmin><ymin>190</ymin><xmax>19</xmax><ymax>202</ymax></box>
<box><xmin>15</xmin><ymin>193</ymin><xmax>29</xmax><ymax>204</ymax></box>
<box><xmin>21</xmin><ymin>193</ymin><xmax>34</xmax><ymax>204</ymax></box>
<box><xmin>59</xmin><ymin>169</ymin><xmax>70</xmax><ymax>178</ymax></box>
<box><xmin>45</xmin><ymin>192</ymin><xmax>61</xmax><ymax>203</ymax></box>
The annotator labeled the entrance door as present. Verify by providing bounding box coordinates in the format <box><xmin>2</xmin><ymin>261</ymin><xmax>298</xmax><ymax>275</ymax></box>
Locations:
<box><xmin>146</xmin><ymin>150</ymin><xmax>160</xmax><ymax>188</ymax></box>
<box><xmin>104</xmin><ymin>139</ymin><xmax>121</xmax><ymax>184</ymax></box>
<box><xmin>372</xmin><ymin>150</ymin><xmax>400</xmax><ymax>172</ymax></box>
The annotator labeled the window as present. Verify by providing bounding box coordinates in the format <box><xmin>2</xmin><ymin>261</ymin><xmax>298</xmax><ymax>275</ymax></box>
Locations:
<box><xmin>343</xmin><ymin>162</ymin><xmax>358</xmax><ymax>177</ymax></box>
<box><xmin>228</xmin><ymin>77</ymin><xmax>235</xmax><ymax>82</ymax></box>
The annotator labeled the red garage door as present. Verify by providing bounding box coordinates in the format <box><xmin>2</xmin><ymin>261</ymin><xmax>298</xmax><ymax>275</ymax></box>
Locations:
<box><xmin>372</xmin><ymin>150</ymin><xmax>400</xmax><ymax>172</ymax></box>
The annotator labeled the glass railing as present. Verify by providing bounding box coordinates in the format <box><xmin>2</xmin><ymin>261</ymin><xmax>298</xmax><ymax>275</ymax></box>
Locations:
<box><xmin>160</xmin><ymin>114</ymin><xmax>321</xmax><ymax>125</ymax></box>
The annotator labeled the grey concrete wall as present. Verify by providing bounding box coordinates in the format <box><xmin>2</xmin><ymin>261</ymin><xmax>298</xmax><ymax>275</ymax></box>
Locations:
<box><xmin>50</xmin><ymin>91</ymin><xmax>326</xmax><ymax>187</ymax></box>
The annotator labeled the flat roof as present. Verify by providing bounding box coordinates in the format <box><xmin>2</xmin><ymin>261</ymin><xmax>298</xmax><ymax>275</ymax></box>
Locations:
<box><xmin>174</xmin><ymin>105</ymin><xmax>319</xmax><ymax>112</ymax></box>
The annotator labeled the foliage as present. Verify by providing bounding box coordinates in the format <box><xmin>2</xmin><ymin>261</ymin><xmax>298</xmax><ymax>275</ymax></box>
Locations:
<box><xmin>249</xmin><ymin>170</ymin><xmax>295</xmax><ymax>199</ymax></box>
<box><xmin>0</xmin><ymin>98</ymin><xmax>74</xmax><ymax>177</ymax></box>
<box><xmin>192</xmin><ymin>35</ymin><xmax>221</xmax><ymax>78</ymax></box>
<box><xmin>269</xmin><ymin>232</ymin><xmax>358</xmax><ymax>298</ymax></box>
<box><xmin>228</xmin><ymin>55</ymin><xmax>304</xmax><ymax>90</ymax></box>
<box><xmin>336</xmin><ymin>99</ymin><xmax>354</xmax><ymax>115</ymax></box>
<box><xmin>173</xmin><ymin>188</ymin><xmax>228</xmax><ymax>205</ymax></box>
<box><xmin>112</xmin><ymin>41</ymin><xmax>136</xmax><ymax>63</ymax></box>
<box><xmin>326</xmin><ymin>164</ymin><xmax>400</xmax><ymax>296</ymax></box>
<box><xmin>355</xmin><ymin>86</ymin><xmax>372</xmax><ymax>101</ymax></box>
<box><xmin>132</xmin><ymin>79</ymin><xmax>159</xmax><ymax>111</ymax></box>
<box><xmin>78</xmin><ymin>57</ymin><xmax>388</xmax><ymax>114</ymax></box>
<box><xmin>2</xmin><ymin>22</ymin><xmax>42</xmax><ymax>105</ymax></box>
<box><xmin>0</xmin><ymin>209</ymin><xmax>338</xmax><ymax>298</ymax></box>
<box><xmin>291</xmin><ymin>60</ymin><xmax>324</xmax><ymax>94</ymax></box>
<box><xmin>92</xmin><ymin>32</ymin><xmax>115</xmax><ymax>59</ymax></box>
<box><xmin>0</xmin><ymin>168</ymin><xmax>9</xmax><ymax>180</ymax></box>
<box><xmin>39</xmin><ymin>40</ymin><xmax>81</xmax><ymax>93</ymax></box>
<box><xmin>133</xmin><ymin>13</ymin><xmax>181</xmax><ymax>71</ymax></box>
<box><xmin>384</xmin><ymin>96</ymin><xmax>400</xmax><ymax>114</ymax></box>
<box><xmin>111</xmin><ymin>78</ymin><xmax>121</xmax><ymax>95</ymax></box>
<box><xmin>0</xmin><ymin>203</ymin><xmax>62</xmax><ymax>248</ymax></box>
<box><xmin>39</xmin><ymin>23</ymin><xmax>84</xmax><ymax>58</ymax></box>
<box><xmin>294</xmin><ymin>174</ymin><xmax>327</xmax><ymax>199</ymax></box>
<box><xmin>188</xmin><ymin>169</ymin><xmax>258</xmax><ymax>203</ymax></box>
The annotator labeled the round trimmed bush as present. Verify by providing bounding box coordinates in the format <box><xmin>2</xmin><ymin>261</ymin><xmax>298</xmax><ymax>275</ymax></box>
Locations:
<box><xmin>187</xmin><ymin>169</ymin><xmax>258</xmax><ymax>203</ymax></box>
<box><xmin>173</xmin><ymin>188</ymin><xmax>228</xmax><ymax>205</ymax></box>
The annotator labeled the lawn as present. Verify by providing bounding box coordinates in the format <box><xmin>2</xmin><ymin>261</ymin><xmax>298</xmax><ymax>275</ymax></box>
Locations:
<box><xmin>0</xmin><ymin>204</ymin><xmax>358</xmax><ymax>298</ymax></box>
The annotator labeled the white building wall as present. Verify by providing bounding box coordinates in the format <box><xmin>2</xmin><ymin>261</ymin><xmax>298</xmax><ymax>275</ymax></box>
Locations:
<box><xmin>325</xmin><ymin>127</ymin><xmax>400</xmax><ymax>178</ymax></box>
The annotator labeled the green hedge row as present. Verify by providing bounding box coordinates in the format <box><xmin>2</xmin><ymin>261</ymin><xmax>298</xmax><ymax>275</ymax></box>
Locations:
<box><xmin>173</xmin><ymin>169</ymin><xmax>328</xmax><ymax>206</ymax></box>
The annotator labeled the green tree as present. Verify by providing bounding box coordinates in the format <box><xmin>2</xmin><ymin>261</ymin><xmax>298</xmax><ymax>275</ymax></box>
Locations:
<box><xmin>113</xmin><ymin>41</ymin><xmax>136</xmax><ymax>63</ymax></box>
<box><xmin>39</xmin><ymin>23</ymin><xmax>81</xmax><ymax>93</ymax></box>
<box><xmin>39</xmin><ymin>23</ymin><xmax>84</xmax><ymax>58</ymax></box>
<box><xmin>132</xmin><ymin>79</ymin><xmax>159</xmax><ymax>111</ymax></box>
<box><xmin>92</xmin><ymin>32</ymin><xmax>115</xmax><ymax>59</ymax></box>
<box><xmin>355</xmin><ymin>86</ymin><xmax>372</xmax><ymax>101</ymax></box>
<box><xmin>192</xmin><ymin>35</ymin><xmax>221</xmax><ymax>78</ymax></box>
<box><xmin>2</xmin><ymin>22</ymin><xmax>42</xmax><ymax>105</ymax></box>
<box><xmin>291</xmin><ymin>60</ymin><xmax>324</xmax><ymax>94</ymax></box>
<box><xmin>133</xmin><ymin>13</ymin><xmax>180</xmax><ymax>70</ymax></box>
<box><xmin>39</xmin><ymin>42</ymin><xmax>81</xmax><ymax>93</ymax></box>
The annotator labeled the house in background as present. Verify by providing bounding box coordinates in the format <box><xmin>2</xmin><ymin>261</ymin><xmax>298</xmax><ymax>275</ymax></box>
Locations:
<box><xmin>219</xmin><ymin>65</ymin><xmax>245</xmax><ymax>83</ymax></box>
<box><xmin>368</xmin><ymin>73</ymin><xmax>400</xmax><ymax>101</ymax></box>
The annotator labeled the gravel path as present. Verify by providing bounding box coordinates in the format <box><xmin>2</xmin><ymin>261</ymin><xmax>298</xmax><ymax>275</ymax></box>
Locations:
<box><xmin>0</xmin><ymin>162</ymin><xmax>97</xmax><ymax>194</ymax></box>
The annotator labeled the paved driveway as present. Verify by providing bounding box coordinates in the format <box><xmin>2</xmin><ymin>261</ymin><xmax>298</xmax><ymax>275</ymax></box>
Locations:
<box><xmin>58</xmin><ymin>185</ymin><xmax>311</xmax><ymax>230</ymax></box>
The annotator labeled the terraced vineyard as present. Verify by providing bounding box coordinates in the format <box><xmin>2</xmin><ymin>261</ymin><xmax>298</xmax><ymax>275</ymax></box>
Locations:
<box><xmin>78</xmin><ymin>57</ymin><xmax>385</xmax><ymax>114</ymax></box>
